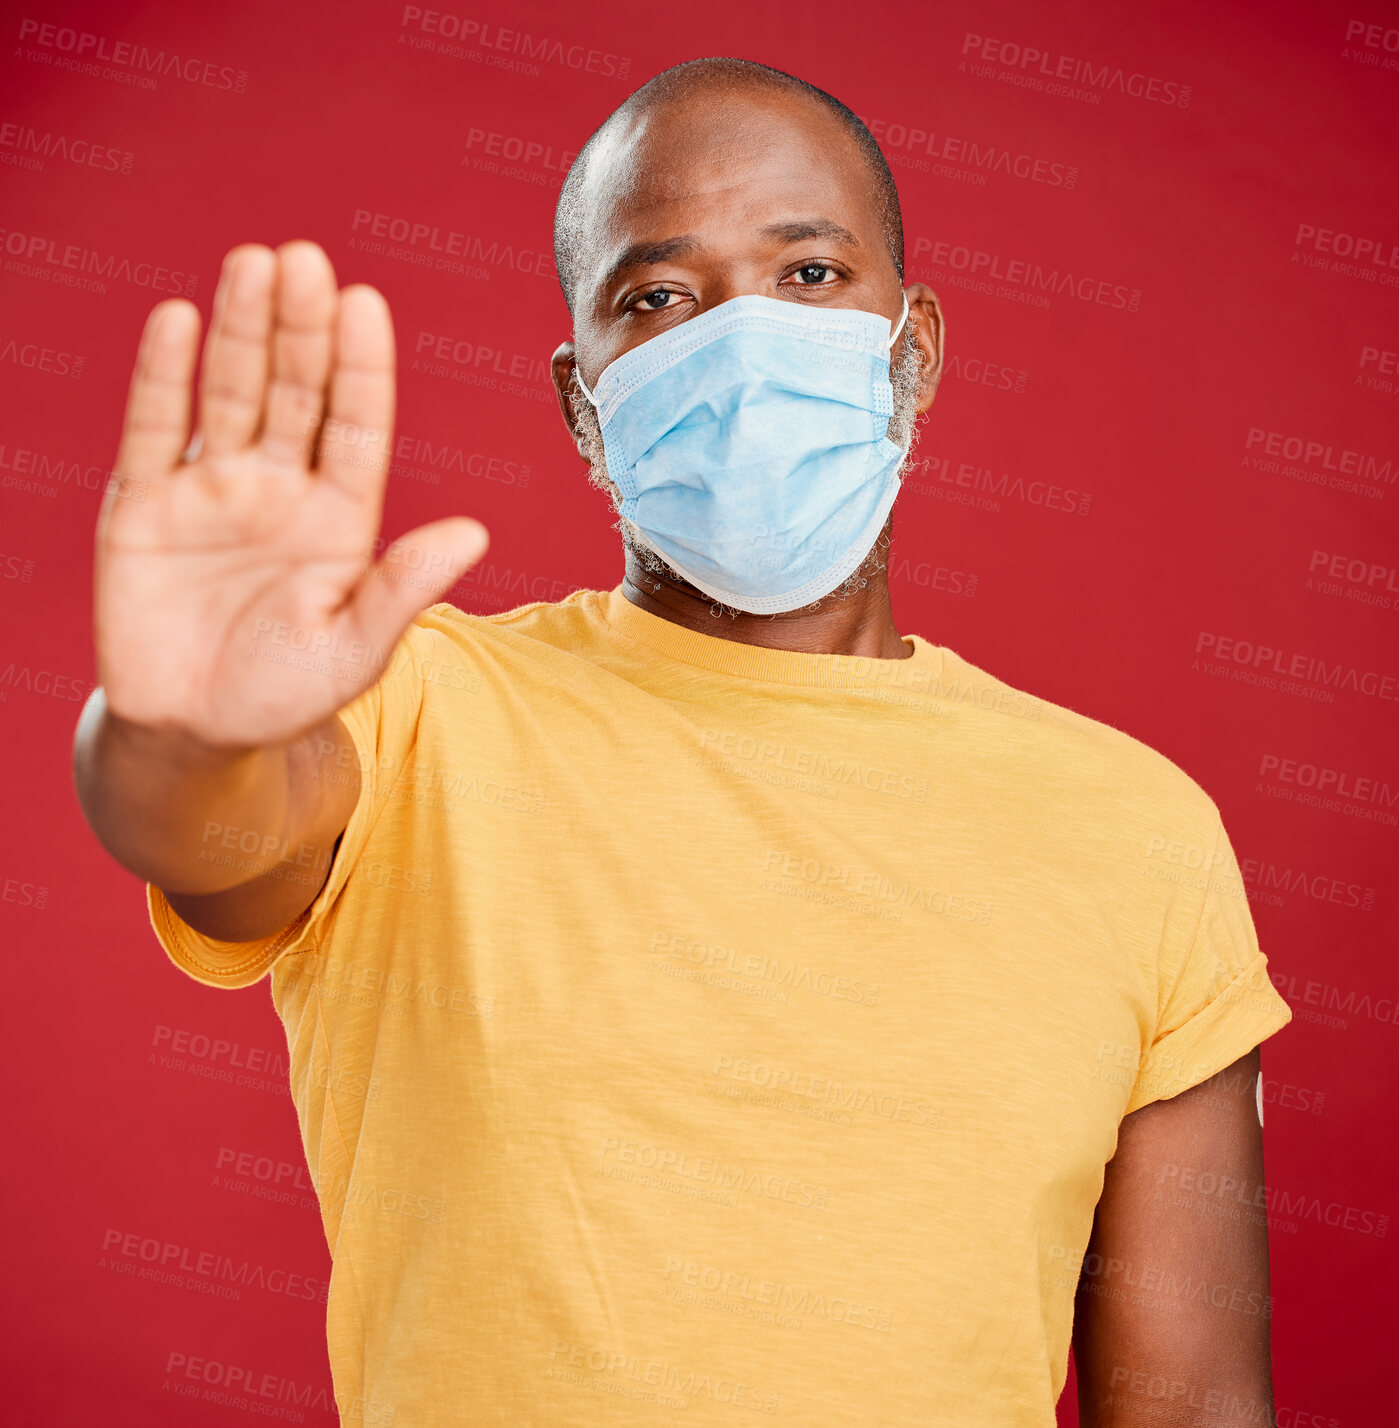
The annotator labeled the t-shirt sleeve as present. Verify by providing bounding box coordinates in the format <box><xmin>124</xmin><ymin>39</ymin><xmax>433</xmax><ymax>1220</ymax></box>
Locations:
<box><xmin>145</xmin><ymin>619</ymin><xmax>434</xmax><ymax>990</ymax></box>
<box><xmin>1125</xmin><ymin>807</ymin><xmax>1293</xmax><ymax>1114</ymax></box>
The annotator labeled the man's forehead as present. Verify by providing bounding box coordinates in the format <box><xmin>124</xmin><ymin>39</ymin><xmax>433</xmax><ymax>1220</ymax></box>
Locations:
<box><xmin>590</xmin><ymin>90</ymin><xmax>867</xmax><ymax>213</ymax></box>
<box><xmin>579</xmin><ymin>94</ymin><xmax>877</xmax><ymax>264</ymax></box>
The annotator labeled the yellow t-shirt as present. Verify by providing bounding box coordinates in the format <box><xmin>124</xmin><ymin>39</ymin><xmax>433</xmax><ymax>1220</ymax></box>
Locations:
<box><xmin>148</xmin><ymin>586</ymin><xmax>1292</xmax><ymax>1427</ymax></box>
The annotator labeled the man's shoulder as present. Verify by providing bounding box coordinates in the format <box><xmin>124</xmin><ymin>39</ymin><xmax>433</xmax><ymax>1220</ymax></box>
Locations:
<box><xmin>942</xmin><ymin>646</ymin><xmax>1220</xmax><ymax>831</ymax></box>
<box><xmin>390</xmin><ymin>589</ymin><xmax>606</xmax><ymax>663</ymax></box>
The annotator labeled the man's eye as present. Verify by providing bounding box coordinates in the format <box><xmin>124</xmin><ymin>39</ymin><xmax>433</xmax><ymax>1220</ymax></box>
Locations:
<box><xmin>792</xmin><ymin>264</ymin><xmax>833</xmax><ymax>285</ymax></box>
<box><xmin>637</xmin><ymin>290</ymin><xmax>672</xmax><ymax>309</ymax></box>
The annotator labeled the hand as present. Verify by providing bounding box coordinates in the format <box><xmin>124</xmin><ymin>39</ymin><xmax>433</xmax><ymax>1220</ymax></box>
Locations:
<box><xmin>93</xmin><ymin>241</ymin><xmax>489</xmax><ymax>748</ymax></box>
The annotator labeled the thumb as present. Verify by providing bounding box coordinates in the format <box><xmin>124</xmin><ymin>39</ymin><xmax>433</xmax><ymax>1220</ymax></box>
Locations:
<box><xmin>348</xmin><ymin>516</ymin><xmax>490</xmax><ymax>649</ymax></box>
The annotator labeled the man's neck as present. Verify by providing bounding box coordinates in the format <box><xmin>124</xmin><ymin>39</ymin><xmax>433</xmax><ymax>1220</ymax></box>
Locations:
<box><xmin>619</xmin><ymin>554</ymin><xmax>913</xmax><ymax>660</ymax></box>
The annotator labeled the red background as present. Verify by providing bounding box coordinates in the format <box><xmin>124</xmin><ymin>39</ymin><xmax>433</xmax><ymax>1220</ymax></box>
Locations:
<box><xmin>2</xmin><ymin>0</ymin><xmax>1395</xmax><ymax>1422</ymax></box>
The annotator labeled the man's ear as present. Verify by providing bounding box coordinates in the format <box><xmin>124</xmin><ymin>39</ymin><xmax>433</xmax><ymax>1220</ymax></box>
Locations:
<box><xmin>551</xmin><ymin>341</ymin><xmax>591</xmax><ymax>458</ymax></box>
<box><xmin>903</xmin><ymin>282</ymin><xmax>945</xmax><ymax>415</ymax></box>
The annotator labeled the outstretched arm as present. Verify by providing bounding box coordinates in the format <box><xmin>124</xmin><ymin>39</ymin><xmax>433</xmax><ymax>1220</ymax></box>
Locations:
<box><xmin>71</xmin><ymin>242</ymin><xmax>489</xmax><ymax>943</ymax></box>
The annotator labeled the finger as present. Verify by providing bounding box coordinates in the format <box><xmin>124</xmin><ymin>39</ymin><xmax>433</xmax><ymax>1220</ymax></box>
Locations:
<box><xmin>315</xmin><ymin>284</ymin><xmax>396</xmax><ymax>504</ymax></box>
<box><xmin>346</xmin><ymin>518</ymin><xmax>490</xmax><ymax>650</ymax></box>
<box><xmin>197</xmin><ymin>245</ymin><xmax>275</xmax><ymax>457</ymax></box>
<box><xmin>114</xmin><ymin>299</ymin><xmax>200</xmax><ymax>483</ymax></box>
<box><xmin>260</xmin><ymin>241</ymin><xmax>338</xmax><ymax>469</ymax></box>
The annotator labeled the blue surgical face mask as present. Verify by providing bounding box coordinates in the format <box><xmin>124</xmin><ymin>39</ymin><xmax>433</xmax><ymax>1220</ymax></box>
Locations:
<box><xmin>576</xmin><ymin>293</ymin><xmax>910</xmax><ymax>615</ymax></box>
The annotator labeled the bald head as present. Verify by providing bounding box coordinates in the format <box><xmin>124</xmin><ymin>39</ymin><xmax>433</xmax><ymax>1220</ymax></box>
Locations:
<box><xmin>553</xmin><ymin>57</ymin><xmax>904</xmax><ymax>316</ymax></box>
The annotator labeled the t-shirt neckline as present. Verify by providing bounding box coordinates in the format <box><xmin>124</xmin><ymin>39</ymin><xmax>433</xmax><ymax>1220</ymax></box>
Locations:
<box><xmin>592</xmin><ymin>585</ymin><xmax>946</xmax><ymax>689</ymax></box>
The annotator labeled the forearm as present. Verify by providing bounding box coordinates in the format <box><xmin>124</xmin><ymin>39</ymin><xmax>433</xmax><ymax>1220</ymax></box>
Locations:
<box><xmin>72</xmin><ymin>690</ymin><xmax>359</xmax><ymax>895</ymax></box>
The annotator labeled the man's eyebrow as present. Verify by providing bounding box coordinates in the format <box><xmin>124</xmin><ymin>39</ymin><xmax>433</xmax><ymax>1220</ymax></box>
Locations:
<box><xmin>598</xmin><ymin>219</ymin><xmax>861</xmax><ymax>292</ymax></box>
<box><xmin>760</xmin><ymin>218</ymin><xmax>860</xmax><ymax>247</ymax></box>
<box><xmin>601</xmin><ymin>234</ymin><xmax>703</xmax><ymax>290</ymax></box>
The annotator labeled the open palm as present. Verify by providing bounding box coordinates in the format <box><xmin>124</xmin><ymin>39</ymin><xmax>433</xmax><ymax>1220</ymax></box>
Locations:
<box><xmin>94</xmin><ymin>242</ymin><xmax>488</xmax><ymax>748</ymax></box>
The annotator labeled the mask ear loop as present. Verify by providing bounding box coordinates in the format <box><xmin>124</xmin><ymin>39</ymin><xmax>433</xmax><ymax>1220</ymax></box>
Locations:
<box><xmin>884</xmin><ymin>294</ymin><xmax>910</xmax><ymax>351</ymax></box>
<box><xmin>885</xmin><ymin>293</ymin><xmax>915</xmax><ymax>471</ymax></box>
<box><xmin>574</xmin><ymin>365</ymin><xmax>599</xmax><ymax>408</ymax></box>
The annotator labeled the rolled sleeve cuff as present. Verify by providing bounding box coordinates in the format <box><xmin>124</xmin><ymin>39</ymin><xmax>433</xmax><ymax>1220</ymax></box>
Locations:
<box><xmin>146</xmin><ymin>881</ymin><xmax>321</xmax><ymax>990</ymax></box>
<box><xmin>1126</xmin><ymin>951</ymin><xmax>1293</xmax><ymax>1115</ymax></box>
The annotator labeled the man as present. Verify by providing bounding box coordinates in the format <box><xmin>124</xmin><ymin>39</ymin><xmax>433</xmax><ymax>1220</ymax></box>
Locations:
<box><xmin>73</xmin><ymin>57</ymin><xmax>1292</xmax><ymax>1428</ymax></box>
